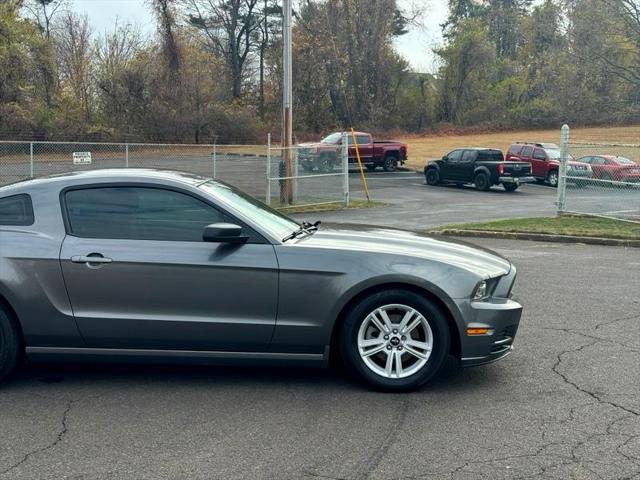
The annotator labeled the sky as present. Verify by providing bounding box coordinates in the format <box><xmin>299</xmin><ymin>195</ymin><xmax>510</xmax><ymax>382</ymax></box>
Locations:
<box><xmin>68</xmin><ymin>0</ymin><xmax>449</xmax><ymax>73</ymax></box>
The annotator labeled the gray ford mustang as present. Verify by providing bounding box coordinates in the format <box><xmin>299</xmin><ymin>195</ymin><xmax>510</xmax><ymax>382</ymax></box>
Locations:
<box><xmin>0</xmin><ymin>169</ymin><xmax>522</xmax><ymax>391</ymax></box>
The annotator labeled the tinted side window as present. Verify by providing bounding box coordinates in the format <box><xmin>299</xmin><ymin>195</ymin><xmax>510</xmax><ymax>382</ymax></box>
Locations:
<box><xmin>593</xmin><ymin>157</ymin><xmax>606</xmax><ymax>165</ymax></box>
<box><xmin>65</xmin><ymin>187</ymin><xmax>227</xmax><ymax>242</ymax></box>
<box><xmin>0</xmin><ymin>194</ymin><xmax>34</xmax><ymax>226</ymax></box>
<box><xmin>533</xmin><ymin>149</ymin><xmax>546</xmax><ymax>160</ymax></box>
<box><xmin>447</xmin><ymin>150</ymin><xmax>463</xmax><ymax>162</ymax></box>
<box><xmin>461</xmin><ymin>150</ymin><xmax>477</xmax><ymax>163</ymax></box>
<box><xmin>478</xmin><ymin>151</ymin><xmax>504</xmax><ymax>162</ymax></box>
<box><xmin>520</xmin><ymin>146</ymin><xmax>533</xmax><ymax>158</ymax></box>
<box><xmin>356</xmin><ymin>135</ymin><xmax>370</xmax><ymax>145</ymax></box>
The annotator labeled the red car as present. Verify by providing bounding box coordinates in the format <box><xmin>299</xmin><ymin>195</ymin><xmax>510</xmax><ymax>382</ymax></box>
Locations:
<box><xmin>576</xmin><ymin>155</ymin><xmax>640</xmax><ymax>183</ymax></box>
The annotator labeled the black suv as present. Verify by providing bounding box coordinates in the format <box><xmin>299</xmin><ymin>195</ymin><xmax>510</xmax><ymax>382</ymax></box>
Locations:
<box><xmin>424</xmin><ymin>148</ymin><xmax>534</xmax><ymax>192</ymax></box>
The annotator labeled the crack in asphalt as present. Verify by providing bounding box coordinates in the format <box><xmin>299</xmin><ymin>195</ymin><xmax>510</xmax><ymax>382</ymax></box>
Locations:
<box><xmin>426</xmin><ymin>312</ymin><xmax>640</xmax><ymax>480</ymax></box>
<box><xmin>0</xmin><ymin>399</ymin><xmax>74</xmax><ymax>477</ymax></box>
<box><xmin>551</xmin><ymin>339</ymin><xmax>639</xmax><ymax>417</ymax></box>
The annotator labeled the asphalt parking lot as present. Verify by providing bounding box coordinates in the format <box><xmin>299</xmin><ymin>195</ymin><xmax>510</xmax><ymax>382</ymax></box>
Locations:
<box><xmin>296</xmin><ymin>170</ymin><xmax>639</xmax><ymax>228</ymax></box>
<box><xmin>1</xmin><ymin>158</ymin><xmax>639</xmax><ymax>479</ymax></box>
<box><xmin>0</xmin><ymin>235</ymin><xmax>638</xmax><ymax>480</ymax></box>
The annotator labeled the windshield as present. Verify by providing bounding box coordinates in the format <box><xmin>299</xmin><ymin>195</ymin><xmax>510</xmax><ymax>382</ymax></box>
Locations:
<box><xmin>546</xmin><ymin>149</ymin><xmax>573</xmax><ymax>160</ymax></box>
<box><xmin>546</xmin><ymin>149</ymin><xmax>561</xmax><ymax>160</ymax></box>
<box><xmin>199</xmin><ymin>181</ymin><xmax>299</xmax><ymax>240</ymax></box>
<box><xmin>615</xmin><ymin>157</ymin><xmax>635</xmax><ymax>165</ymax></box>
<box><xmin>321</xmin><ymin>132</ymin><xmax>342</xmax><ymax>144</ymax></box>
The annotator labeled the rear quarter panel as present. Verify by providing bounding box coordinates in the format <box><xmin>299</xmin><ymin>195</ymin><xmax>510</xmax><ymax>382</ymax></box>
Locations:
<box><xmin>0</xmin><ymin>183</ymin><xmax>82</xmax><ymax>346</ymax></box>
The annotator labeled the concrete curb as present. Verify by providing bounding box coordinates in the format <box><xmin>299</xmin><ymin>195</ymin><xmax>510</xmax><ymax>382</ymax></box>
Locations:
<box><xmin>431</xmin><ymin>229</ymin><xmax>640</xmax><ymax>248</ymax></box>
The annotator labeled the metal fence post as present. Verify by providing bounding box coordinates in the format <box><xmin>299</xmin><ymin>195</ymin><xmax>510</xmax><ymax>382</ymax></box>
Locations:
<box><xmin>266</xmin><ymin>133</ymin><xmax>271</xmax><ymax>205</ymax></box>
<box><xmin>556</xmin><ymin>124</ymin><xmax>570</xmax><ymax>215</ymax></box>
<box><xmin>29</xmin><ymin>142</ymin><xmax>34</xmax><ymax>178</ymax></box>
<box><xmin>292</xmin><ymin>145</ymin><xmax>298</xmax><ymax>202</ymax></box>
<box><xmin>342</xmin><ymin>132</ymin><xmax>349</xmax><ymax>207</ymax></box>
<box><xmin>125</xmin><ymin>143</ymin><xmax>129</xmax><ymax>168</ymax></box>
<box><xmin>212</xmin><ymin>139</ymin><xmax>217</xmax><ymax>179</ymax></box>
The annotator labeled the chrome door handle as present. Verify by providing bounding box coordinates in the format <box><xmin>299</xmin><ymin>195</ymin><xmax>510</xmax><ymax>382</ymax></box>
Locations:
<box><xmin>71</xmin><ymin>255</ymin><xmax>113</xmax><ymax>264</ymax></box>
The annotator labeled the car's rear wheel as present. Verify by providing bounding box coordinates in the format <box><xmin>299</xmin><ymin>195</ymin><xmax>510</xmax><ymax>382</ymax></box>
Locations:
<box><xmin>425</xmin><ymin>168</ymin><xmax>440</xmax><ymax>186</ymax></box>
<box><xmin>382</xmin><ymin>155</ymin><xmax>398</xmax><ymax>172</ymax></box>
<box><xmin>503</xmin><ymin>183</ymin><xmax>518</xmax><ymax>192</ymax></box>
<box><xmin>474</xmin><ymin>172</ymin><xmax>490</xmax><ymax>191</ymax></box>
<box><xmin>547</xmin><ymin>170</ymin><xmax>559</xmax><ymax>187</ymax></box>
<box><xmin>339</xmin><ymin>289</ymin><xmax>450</xmax><ymax>392</ymax></box>
<box><xmin>0</xmin><ymin>305</ymin><xmax>22</xmax><ymax>382</ymax></box>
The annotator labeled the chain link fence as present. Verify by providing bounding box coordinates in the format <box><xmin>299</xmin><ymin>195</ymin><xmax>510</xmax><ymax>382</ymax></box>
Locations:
<box><xmin>266</xmin><ymin>133</ymin><xmax>349</xmax><ymax>209</ymax></box>
<box><xmin>0</xmin><ymin>139</ymin><xmax>349</xmax><ymax>209</ymax></box>
<box><xmin>557</xmin><ymin>128</ymin><xmax>640</xmax><ymax>223</ymax></box>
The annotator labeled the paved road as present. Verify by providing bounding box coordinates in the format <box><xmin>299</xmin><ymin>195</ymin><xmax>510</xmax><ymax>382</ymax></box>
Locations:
<box><xmin>0</xmin><ymin>238</ymin><xmax>638</xmax><ymax>480</ymax></box>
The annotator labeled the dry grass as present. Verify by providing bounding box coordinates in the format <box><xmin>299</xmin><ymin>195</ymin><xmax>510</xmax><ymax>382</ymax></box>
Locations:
<box><xmin>398</xmin><ymin>125</ymin><xmax>640</xmax><ymax>170</ymax></box>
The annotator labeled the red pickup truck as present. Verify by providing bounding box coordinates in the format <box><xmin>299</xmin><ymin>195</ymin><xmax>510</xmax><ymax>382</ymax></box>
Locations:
<box><xmin>298</xmin><ymin>132</ymin><xmax>408</xmax><ymax>172</ymax></box>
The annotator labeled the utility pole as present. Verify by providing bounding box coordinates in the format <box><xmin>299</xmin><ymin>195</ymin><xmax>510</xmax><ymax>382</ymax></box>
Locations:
<box><xmin>282</xmin><ymin>0</ymin><xmax>293</xmax><ymax>204</ymax></box>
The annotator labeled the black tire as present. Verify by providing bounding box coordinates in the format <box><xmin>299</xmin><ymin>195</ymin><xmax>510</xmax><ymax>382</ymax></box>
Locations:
<box><xmin>503</xmin><ymin>183</ymin><xmax>519</xmax><ymax>192</ymax></box>
<box><xmin>474</xmin><ymin>172</ymin><xmax>490</xmax><ymax>191</ymax></box>
<box><xmin>339</xmin><ymin>289</ymin><xmax>450</xmax><ymax>392</ymax></box>
<box><xmin>318</xmin><ymin>154</ymin><xmax>333</xmax><ymax>173</ymax></box>
<box><xmin>0</xmin><ymin>305</ymin><xmax>22</xmax><ymax>382</ymax></box>
<box><xmin>547</xmin><ymin>170</ymin><xmax>559</xmax><ymax>187</ymax></box>
<box><xmin>366</xmin><ymin>164</ymin><xmax>377</xmax><ymax>172</ymax></box>
<box><xmin>425</xmin><ymin>168</ymin><xmax>440</xmax><ymax>186</ymax></box>
<box><xmin>382</xmin><ymin>155</ymin><xmax>398</xmax><ymax>172</ymax></box>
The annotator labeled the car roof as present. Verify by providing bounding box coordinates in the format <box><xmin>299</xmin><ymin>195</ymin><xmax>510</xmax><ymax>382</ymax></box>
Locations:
<box><xmin>451</xmin><ymin>147</ymin><xmax>501</xmax><ymax>151</ymax></box>
<box><xmin>0</xmin><ymin>169</ymin><xmax>212</xmax><ymax>194</ymax></box>
<box><xmin>511</xmin><ymin>142</ymin><xmax>558</xmax><ymax>149</ymax></box>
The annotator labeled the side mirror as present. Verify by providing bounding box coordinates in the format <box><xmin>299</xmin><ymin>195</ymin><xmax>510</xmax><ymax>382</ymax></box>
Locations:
<box><xmin>203</xmin><ymin>223</ymin><xmax>248</xmax><ymax>244</ymax></box>
<box><xmin>442</xmin><ymin>155</ymin><xmax>448</xmax><ymax>161</ymax></box>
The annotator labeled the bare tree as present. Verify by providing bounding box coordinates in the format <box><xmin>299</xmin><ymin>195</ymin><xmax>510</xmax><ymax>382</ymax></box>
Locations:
<box><xmin>57</xmin><ymin>12</ymin><xmax>93</xmax><ymax>121</ymax></box>
<box><xmin>23</xmin><ymin>0</ymin><xmax>68</xmax><ymax>39</ymax></box>
<box><xmin>182</xmin><ymin>0</ymin><xmax>261</xmax><ymax>99</ymax></box>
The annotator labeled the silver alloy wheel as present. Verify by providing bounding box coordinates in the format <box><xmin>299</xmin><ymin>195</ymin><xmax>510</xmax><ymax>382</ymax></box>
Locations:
<box><xmin>357</xmin><ymin>304</ymin><xmax>433</xmax><ymax>379</ymax></box>
<box><xmin>548</xmin><ymin>171</ymin><xmax>558</xmax><ymax>186</ymax></box>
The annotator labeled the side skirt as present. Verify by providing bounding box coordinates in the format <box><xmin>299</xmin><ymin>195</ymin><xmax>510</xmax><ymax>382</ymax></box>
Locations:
<box><xmin>26</xmin><ymin>346</ymin><xmax>326</xmax><ymax>368</ymax></box>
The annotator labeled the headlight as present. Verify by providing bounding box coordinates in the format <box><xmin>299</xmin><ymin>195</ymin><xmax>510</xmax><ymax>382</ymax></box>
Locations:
<box><xmin>472</xmin><ymin>277</ymin><xmax>500</xmax><ymax>301</ymax></box>
<box><xmin>473</xmin><ymin>281</ymin><xmax>488</xmax><ymax>300</ymax></box>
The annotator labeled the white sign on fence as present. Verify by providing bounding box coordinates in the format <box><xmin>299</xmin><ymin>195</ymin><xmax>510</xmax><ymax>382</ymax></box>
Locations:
<box><xmin>72</xmin><ymin>152</ymin><xmax>92</xmax><ymax>165</ymax></box>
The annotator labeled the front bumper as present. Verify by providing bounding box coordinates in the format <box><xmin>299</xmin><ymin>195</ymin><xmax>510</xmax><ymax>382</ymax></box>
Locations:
<box><xmin>566</xmin><ymin>169</ymin><xmax>592</xmax><ymax>179</ymax></box>
<box><xmin>455</xmin><ymin>295</ymin><xmax>523</xmax><ymax>367</ymax></box>
<box><xmin>499</xmin><ymin>176</ymin><xmax>535</xmax><ymax>184</ymax></box>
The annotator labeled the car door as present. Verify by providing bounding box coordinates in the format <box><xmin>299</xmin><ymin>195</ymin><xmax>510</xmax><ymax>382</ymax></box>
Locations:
<box><xmin>456</xmin><ymin>150</ymin><xmax>477</xmax><ymax>182</ymax></box>
<box><xmin>440</xmin><ymin>149</ymin><xmax>463</xmax><ymax>180</ymax></box>
<box><xmin>591</xmin><ymin>156</ymin><xmax>607</xmax><ymax>178</ymax></box>
<box><xmin>530</xmin><ymin>147</ymin><xmax>545</xmax><ymax>178</ymax></box>
<box><xmin>356</xmin><ymin>134</ymin><xmax>374</xmax><ymax>162</ymax></box>
<box><xmin>59</xmin><ymin>184</ymin><xmax>278</xmax><ymax>352</ymax></box>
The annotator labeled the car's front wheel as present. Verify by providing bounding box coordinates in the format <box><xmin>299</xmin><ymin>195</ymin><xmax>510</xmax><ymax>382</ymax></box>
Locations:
<box><xmin>0</xmin><ymin>305</ymin><xmax>22</xmax><ymax>382</ymax></box>
<box><xmin>547</xmin><ymin>170</ymin><xmax>559</xmax><ymax>187</ymax></box>
<box><xmin>339</xmin><ymin>289</ymin><xmax>450</xmax><ymax>392</ymax></box>
<box><xmin>425</xmin><ymin>168</ymin><xmax>440</xmax><ymax>186</ymax></box>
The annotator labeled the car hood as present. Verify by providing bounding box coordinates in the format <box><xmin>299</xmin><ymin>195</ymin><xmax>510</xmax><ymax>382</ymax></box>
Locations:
<box><xmin>297</xmin><ymin>142</ymin><xmax>334</xmax><ymax>149</ymax></box>
<box><xmin>294</xmin><ymin>224</ymin><xmax>512</xmax><ymax>279</ymax></box>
